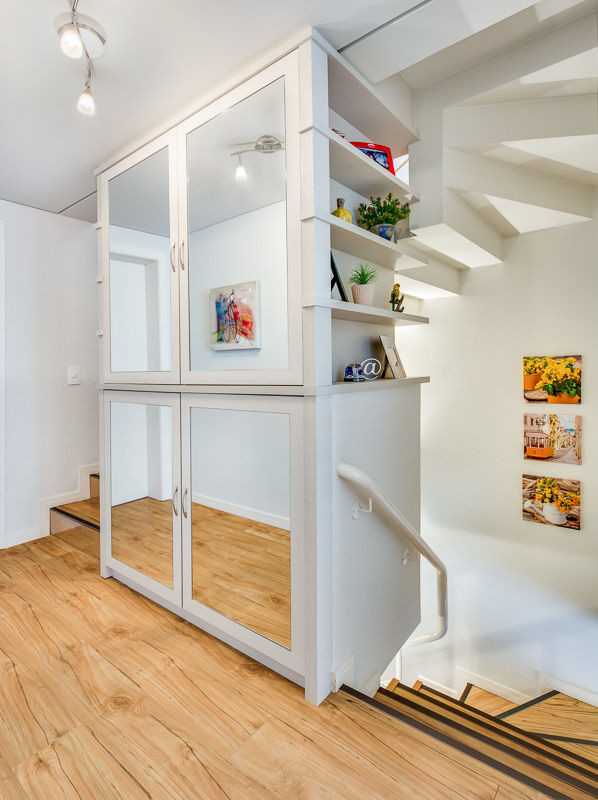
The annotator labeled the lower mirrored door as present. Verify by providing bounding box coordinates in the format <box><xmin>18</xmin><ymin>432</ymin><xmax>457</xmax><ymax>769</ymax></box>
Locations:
<box><xmin>181</xmin><ymin>394</ymin><xmax>304</xmax><ymax>669</ymax></box>
<box><xmin>103</xmin><ymin>391</ymin><xmax>182</xmax><ymax>605</ymax></box>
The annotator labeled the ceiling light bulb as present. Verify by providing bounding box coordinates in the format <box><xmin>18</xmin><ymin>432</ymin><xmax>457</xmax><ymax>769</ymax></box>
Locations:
<box><xmin>77</xmin><ymin>86</ymin><xmax>95</xmax><ymax>116</ymax></box>
<box><xmin>235</xmin><ymin>155</ymin><xmax>247</xmax><ymax>181</ymax></box>
<box><xmin>59</xmin><ymin>23</ymin><xmax>83</xmax><ymax>58</ymax></box>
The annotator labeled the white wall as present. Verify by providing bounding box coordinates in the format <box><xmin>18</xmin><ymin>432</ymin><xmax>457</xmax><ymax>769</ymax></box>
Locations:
<box><xmin>190</xmin><ymin>406</ymin><xmax>290</xmax><ymax>528</ymax></box>
<box><xmin>188</xmin><ymin>202</ymin><xmax>288</xmax><ymax>372</ymax></box>
<box><xmin>399</xmin><ymin>210</ymin><xmax>598</xmax><ymax>696</ymax></box>
<box><xmin>0</xmin><ymin>200</ymin><xmax>98</xmax><ymax>545</ymax></box>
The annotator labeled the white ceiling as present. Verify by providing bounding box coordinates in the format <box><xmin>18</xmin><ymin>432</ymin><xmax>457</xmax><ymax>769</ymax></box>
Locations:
<box><xmin>0</xmin><ymin>0</ymin><xmax>422</xmax><ymax>218</ymax></box>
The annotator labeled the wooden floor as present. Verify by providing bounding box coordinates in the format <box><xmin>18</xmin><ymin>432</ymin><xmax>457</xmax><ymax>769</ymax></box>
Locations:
<box><xmin>0</xmin><ymin>536</ymin><xmax>558</xmax><ymax>800</ymax></box>
<box><xmin>464</xmin><ymin>685</ymin><xmax>518</xmax><ymax>716</ymax></box>
<box><xmin>55</xmin><ymin>495</ymin><xmax>291</xmax><ymax>647</ymax></box>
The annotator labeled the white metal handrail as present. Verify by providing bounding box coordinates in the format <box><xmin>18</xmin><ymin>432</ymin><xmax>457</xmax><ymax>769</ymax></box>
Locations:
<box><xmin>337</xmin><ymin>462</ymin><xmax>447</xmax><ymax>646</ymax></box>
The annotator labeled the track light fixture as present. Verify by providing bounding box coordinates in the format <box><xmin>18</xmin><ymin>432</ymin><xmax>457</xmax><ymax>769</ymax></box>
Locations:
<box><xmin>55</xmin><ymin>1</ymin><xmax>106</xmax><ymax>116</ymax></box>
<box><xmin>230</xmin><ymin>135</ymin><xmax>284</xmax><ymax>181</ymax></box>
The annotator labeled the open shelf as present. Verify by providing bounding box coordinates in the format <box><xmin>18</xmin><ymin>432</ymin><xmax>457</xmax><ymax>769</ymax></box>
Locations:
<box><xmin>326</xmin><ymin>129</ymin><xmax>419</xmax><ymax>204</ymax></box>
<box><xmin>303</xmin><ymin>297</ymin><xmax>428</xmax><ymax>326</ymax></box>
<box><xmin>322</xmin><ymin>376</ymin><xmax>430</xmax><ymax>395</ymax></box>
<box><xmin>322</xmin><ymin>215</ymin><xmax>427</xmax><ymax>271</ymax></box>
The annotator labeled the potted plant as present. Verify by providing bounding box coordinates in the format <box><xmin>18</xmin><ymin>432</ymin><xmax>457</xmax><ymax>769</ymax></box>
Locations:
<box><xmin>537</xmin><ymin>357</ymin><xmax>581</xmax><ymax>403</ymax></box>
<box><xmin>357</xmin><ymin>192</ymin><xmax>411</xmax><ymax>241</ymax></box>
<box><xmin>523</xmin><ymin>356</ymin><xmax>546</xmax><ymax>391</ymax></box>
<box><xmin>348</xmin><ymin>262</ymin><xmax>377</xmax><ymax>305</ymax></box>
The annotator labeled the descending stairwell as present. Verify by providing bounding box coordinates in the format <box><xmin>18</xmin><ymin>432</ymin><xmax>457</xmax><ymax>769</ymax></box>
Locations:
<box><xmin>341</xmin><ymin>680</ymin><xmax>598</xmax><ymax>800</ymax></box>
<box><xmin>49</xmin><ymin>473</ymin><xmax>100</xmax><ymax>561</ymax></box>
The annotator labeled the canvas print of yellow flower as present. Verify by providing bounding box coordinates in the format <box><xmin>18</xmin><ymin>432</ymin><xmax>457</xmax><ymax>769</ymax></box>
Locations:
<box><xmin>522</xmin><ymin>475</ymin><xmax>580</xmax><ymax>530</ymax></box>
<box><xmin>523</xmin><ymin>413</ymin><xmax>582</xmax><ymax>465</ymax></box>
<box><xmin>523</xmin><ymin>355</ymin><xmax>581</xmax><ymax>403</ymax></box>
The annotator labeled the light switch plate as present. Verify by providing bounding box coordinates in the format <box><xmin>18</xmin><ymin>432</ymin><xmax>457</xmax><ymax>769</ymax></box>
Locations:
<box><xmin>67</xmin><ymin>366</ymin><xmax>80</xmax><ymax>385</ymax></box>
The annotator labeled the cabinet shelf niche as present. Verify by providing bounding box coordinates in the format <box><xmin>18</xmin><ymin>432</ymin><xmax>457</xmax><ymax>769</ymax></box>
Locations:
<box><xmin>303</xmin><ymin>297</ymin><xmax>428</xmax><ymax>327</ymax></box>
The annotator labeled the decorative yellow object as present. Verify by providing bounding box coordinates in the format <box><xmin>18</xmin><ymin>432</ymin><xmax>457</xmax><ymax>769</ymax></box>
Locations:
<box><xmin>332</xmin><ymin>198</ymin><xmax>352</xmax><ymax>224</ymax></box>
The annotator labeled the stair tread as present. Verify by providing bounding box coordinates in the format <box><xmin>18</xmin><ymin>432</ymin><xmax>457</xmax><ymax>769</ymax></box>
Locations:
<box><xmin>463</xmin><ymin>685</ymin><xmax>518</xmax><ymax>716</ymax></box>
<box><xmin>504</xmin><ymin>693</ymin><xmax>598</xmax><ymax>743</ymax></box>
<box><xmin>54</xmin><ymin>498</ymin><xmax>100</xmax><ymax>529</ymax></box>
<box><xmin>376</xmin><ymin>684</ymin><xmax>598</xmax><ymax>793</ymax></box>
<box><xmin>410</xmin><ymin>684</ymin><xmax>598</xmax><ymax>774</ymax></box>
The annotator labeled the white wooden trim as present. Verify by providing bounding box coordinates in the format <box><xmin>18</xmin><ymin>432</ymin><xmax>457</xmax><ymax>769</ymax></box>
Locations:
<box><xmin>539</xmin><ymin>672</ymin><xmax>598</xmax><ymax>708</ymax></box>
<box><xmin>181</xmin><ymin>393</ymin><xmax>305</xmax><ymax>676</ymax></box>
<box><xmin>0</xmin><ymin>222</ymin><xmax>4</xmax><ymax>544</ymax></box>
<box><xmin>455</xmin><ymin>667</ymin><xmax>534</xmax><ymax>705</ymax></box>
<box><xmin>102</xmin><ymin>391</ymin><xmax>183</xmax><ymax>606</ymax></box>
<box><xmin>415</xmin><ymin>675</ymin><xmax>461</xmax><ymax>700</ymax></box>
<box><xmin>99</xmin><ymin>131</ymin><xmax>181</xmax><ymax>385</ymax></box>
<box><xmin>178</xmin><ymin>51</ymin><xmax>303</xmax><ymax>386</ymax></box>
<box><xmin>191</xmin><ymin>493</ymin><xmax>290</xmax><ymax>531</ymax></box>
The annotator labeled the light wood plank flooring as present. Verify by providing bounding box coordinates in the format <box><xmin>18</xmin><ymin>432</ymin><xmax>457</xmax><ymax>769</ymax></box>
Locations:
<box><xmin>0</xmin><ymin>536</ymin><xmax>555</xmax><ymax>800</ymax></box>
<box><xmin>464</xmin><ymin>685</ymin><xmax>518</xmax><ymax>716</ymax></box>
<box><xmin>55</xmin><ymin>495</ymin><xmax>291</xmax><ymax>648</ymax></box>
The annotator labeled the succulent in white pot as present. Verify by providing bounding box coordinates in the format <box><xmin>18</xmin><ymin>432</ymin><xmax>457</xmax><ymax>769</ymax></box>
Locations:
<box><xmin>349</xmin><ymin>262</ymin><xmax>377</xmax><ymax>306</ymax></box>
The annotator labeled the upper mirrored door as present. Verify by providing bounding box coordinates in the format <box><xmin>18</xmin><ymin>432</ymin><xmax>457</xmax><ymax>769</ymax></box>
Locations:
<box><xmin>101</xmin><ymin>132</ymin><xmax>180</xmax><ymax>383</ymax></box>
<box><xmin>178</xmin><ymin>53</ymin><xmax>302</xmax><ymax>385</ymax></box>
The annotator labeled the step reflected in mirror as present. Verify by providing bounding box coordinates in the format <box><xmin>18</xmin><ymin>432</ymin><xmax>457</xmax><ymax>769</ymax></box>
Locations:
<box><xmin>109</xmin><ymin>145</ymin><xmax>172</xmax><ymax>373</ymax></box>
<box><xmin>190</xmin><ymin>406</ymin><xmax>291</xmax><ymax>648</ymax></box>
<box><xmin>110</xmin><ymin>401</ymin><xmax>174</xmax><ymax>587</ymax></box>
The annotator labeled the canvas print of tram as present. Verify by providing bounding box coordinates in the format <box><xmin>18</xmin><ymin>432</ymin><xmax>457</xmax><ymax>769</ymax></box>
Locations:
<box><xmin>523</xmin><ymin>355</ymin><xmax>581</xmax><ymax>403</ymax></box>
<box><xmin>210</xmin><ymin>281</ymin><xmax>261</xmax><ymax>350</ymax></box>
<box><xmin>523</xmin><ymin>413</ymin><xmax>582</xmax><ymax>465</ymax></box>
<box><xmin>522</xmin><ymin>475</ymin><xmax>580</xmax><ymax>530</ymax></box>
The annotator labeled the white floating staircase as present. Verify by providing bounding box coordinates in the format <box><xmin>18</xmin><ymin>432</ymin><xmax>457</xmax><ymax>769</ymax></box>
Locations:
<box><xmin>400</xmin><ymin>47</ymin><xmax>598</xmax><ymax>299</ymax></box>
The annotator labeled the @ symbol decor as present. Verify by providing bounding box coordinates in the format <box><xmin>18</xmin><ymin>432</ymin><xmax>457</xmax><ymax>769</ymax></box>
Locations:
<box><xmin>210</xmin><ymin>281</ymin><xmax>261</xmax><ymax>350</ymax></box>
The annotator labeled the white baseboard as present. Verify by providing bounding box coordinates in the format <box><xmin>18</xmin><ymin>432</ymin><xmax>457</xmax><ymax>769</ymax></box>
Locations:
<box><xmin>456</xmin><ymin>667</ymin><xmax>534</xmax><ymax>704</ymax></box>
<box><xmin>360</xmin><ymin>668</ymin><xmax>382</xmax><ymax>698</ymax></box>
<box><xmin>539</xmin><ymin>672</ymin><xmax>598</xmax><ymax>708</ymax></box>
<box><xmin>1</xmin><ymin>462</ymin><xmax>99</xmax><ymax>549</ymax></box>
<box><xmin>192</xmin><ymin>492</ymin><xmax>290</xmax><ymax>530</ymax></box>
<box><xmin>331</xmin><ymin>654</ymin><xmax>354</xmax><ymax>693</ymax></box>
<box><xmin>416</xmin><ymin>674</ymin><xmax>460</xmax><ymax>699</ymax></box>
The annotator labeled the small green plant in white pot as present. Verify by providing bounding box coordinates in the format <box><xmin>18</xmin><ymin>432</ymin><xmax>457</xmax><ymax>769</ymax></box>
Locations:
<box><xmin>349</xmin><ymin>262</ymin><xmax>377</xmax><ymax>306</ymax></box>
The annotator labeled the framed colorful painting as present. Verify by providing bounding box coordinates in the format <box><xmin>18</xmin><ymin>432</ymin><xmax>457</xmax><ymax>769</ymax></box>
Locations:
<box><xmin>522</xmin><ymin>474</ymin><xmax>580</xmax><ymax>530</ymax></box>
<box><xmin>523</xmin><ymin>355</ymin><xmax>581</xmax><ymax>403</ymax></box>
<box><xmin>210</xmin><ymin>281</ymin><xmax>261</xmax><ymax>351</ymax></box>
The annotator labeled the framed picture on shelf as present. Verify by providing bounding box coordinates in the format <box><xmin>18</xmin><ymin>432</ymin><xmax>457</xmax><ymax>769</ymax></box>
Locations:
<box><xmin>379</xmin><ymin>334</ymin><xmax>406</xmax><ymax>379</ymax></box>
<box><xmin>209</xmin><ymin>281</ymin><xmax>261</xmax><ymax>350</ymax></box>
<box><xmin>350</xmin><ymin>141</ymin><xmax>395</xmax><ymax>174</ymax></box>
<box><xmin>330</xmin><ymin>252</ymin><xmax>349</xmax><ymax>302</ymax></box>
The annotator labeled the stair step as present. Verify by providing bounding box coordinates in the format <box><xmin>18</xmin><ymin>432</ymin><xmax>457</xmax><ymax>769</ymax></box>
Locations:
<box><xmin>50</xmin><ymin>504</ymin><xmax>99</xmax><ymax>562</ymax></box>
<box><xmin>393</xmin><ymin>683</ymin><xmax>598</xmax><ymax>780</ymax></box>
<box><xmin>360</xmin><ymin>683</ymin><xmax>598</xmax><ymax>799</ymax></box>
<box><xmin>458</xmin><ymin>683</ymin><xmax>518</xmax><ymax>716</ymax></box>
<box><xmin>89</xmin><ymin>472</ymin><xmax>100</xmax><ymax>500</ymax></box>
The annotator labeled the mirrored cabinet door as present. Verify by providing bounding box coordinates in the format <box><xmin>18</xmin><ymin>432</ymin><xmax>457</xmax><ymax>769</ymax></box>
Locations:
<box><xmin>104</xmin><ymin>392</ymin><xmax>182</xmax><ymax>604</ymax></box>
<box><xmin>181</xmin><ymin>396</ymin><xmax>304</xmax><ymax>663</ymax></box>
<box><xmin>101</xmin><ymin>132</ymin><xmax>180</xmax><ymax>383</ymax></box>
<box><xmin>178</xmin><ymin>54</ymin><xmax>302</xmax><ymax>385</ymax></box>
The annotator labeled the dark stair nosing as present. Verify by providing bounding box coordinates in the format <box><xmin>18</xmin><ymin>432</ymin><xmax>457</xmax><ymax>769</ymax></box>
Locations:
<box><xmin>497</xmin><ymin>690</ymin><xmax>560</xmax><ymax>719</ymax></box>
<box><xmin>341</xmin><ymin>685</ymin><xmax>592</xmax><ymax>800</ymax></box>
<box><xmin>385</xmin><ymin>683</ymin><xmax>598</xmax><ymax>780</ymax></box>
<box><xmin>540</xmin><ymin>735</ymin><xmax>598</xmax><ymax>747</ymax></box>
<box><xmin>375</xmin><ymin>685</ymin><xmax>598</xmax><ymax>794</ymax></box>
<box><xmin>51</xmin><ymin>507</ymin><xmax>100</xmax><ymax>532</ymax></box>
<box><xmin>90</xmin><ymin>473</ymin><xmax>100</xmax><ymax>479</ymax></box>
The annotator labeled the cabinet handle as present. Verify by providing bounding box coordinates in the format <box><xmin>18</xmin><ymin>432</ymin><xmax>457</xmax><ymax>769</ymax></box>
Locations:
<box><xmin>182</xmin><ymin>488</ymin><xmax>188</xmax><ymax>519</ymax></box>
<box><xmin>179</xmin><ymin>239</ymin><xmax>185</xmax><ymax>270</ymax></box>
<box><xmin>170</xmin><ymin>242</ymin><xmax>176</xmax><ymax>273</ymax></box>
<box><xmin>172</xmin><ymin>486</ymin><xmax>179</xmax><ymax>516</ymax></box>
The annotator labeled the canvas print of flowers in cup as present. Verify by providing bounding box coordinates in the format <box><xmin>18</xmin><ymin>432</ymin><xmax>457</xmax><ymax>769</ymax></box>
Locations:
<box><xmin>210</xmin><ymin>281</ymin><xmax>261</xmax><ymax>350</ymax></box>
<box><xmin>523</xmin><ymin>355</ymin><xmax>581</xmax><ymax>403</ymax></box>
<box><xmin>523</xmin><ymin>413</ymin><xmax>582</xmax><ymax>465</ymax></box>
<box><xmin>522</xmin><ymin>474</ymin><xmax>580</xmax><ymax>530</ymax></box>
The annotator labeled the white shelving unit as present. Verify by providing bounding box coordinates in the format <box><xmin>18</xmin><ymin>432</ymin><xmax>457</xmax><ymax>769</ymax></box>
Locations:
<box><xmin>303</xmin><ymin>297</ymin><xmax>428</xmax><ymax>327</ymax></box>
<box><xmin>323</xmin><ymin>215</ymin><xmax>426</xmax><ymax>272</ymax></box>
<box><xmin>326</xmin><ymin>128</ymin><xmax>418</xmax><ymax>203</ymax></box>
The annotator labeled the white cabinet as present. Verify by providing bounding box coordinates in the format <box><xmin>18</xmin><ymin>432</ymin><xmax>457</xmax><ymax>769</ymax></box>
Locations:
<box><xmin>98</xmin><ymin>33</ymin><xmax>427</xmax><ymax>704</ymax></box>
<box><xmin>99</xmin><ymin>54</ymin><xmax>302</xmax><ymax>386</ymax></box>
<box><xmin>102</xmin><ymin>390</ymin><xmax>305</xmax><ymax>678</ymax></box>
